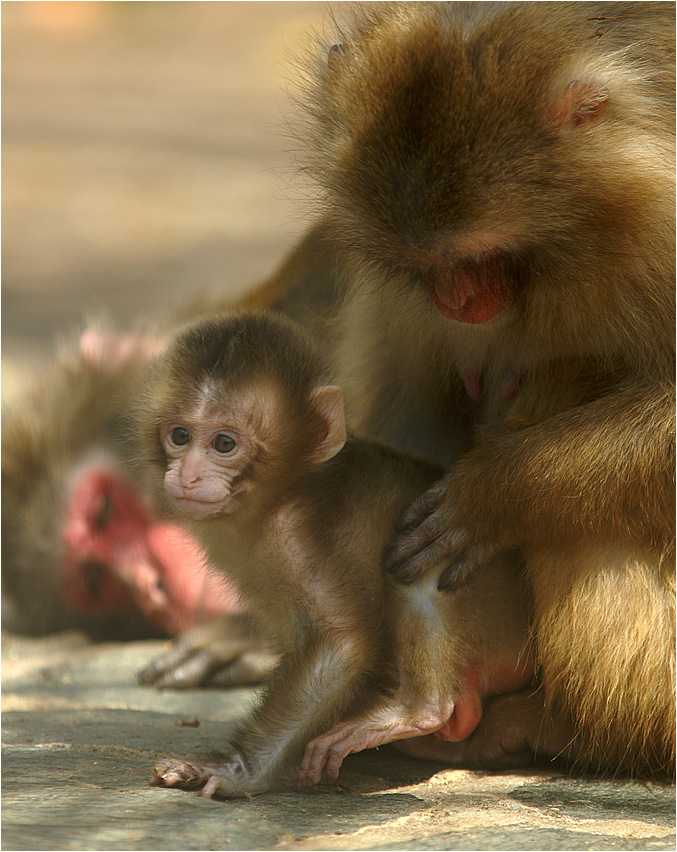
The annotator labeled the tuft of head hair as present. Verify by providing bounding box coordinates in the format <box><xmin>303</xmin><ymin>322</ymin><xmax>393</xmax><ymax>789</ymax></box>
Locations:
<box><xmin>163</xmin><ymin>310</ymin><xmax>332</xmax><ymax>403</ymax></box>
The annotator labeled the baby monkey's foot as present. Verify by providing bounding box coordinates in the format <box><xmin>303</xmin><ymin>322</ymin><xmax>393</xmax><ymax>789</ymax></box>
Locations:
<box><xmin>298</xmin><ymin>703</ymin><xmax>454</xmax><ymax>786</ymax></box>
<box><xmin>150</xmin><ymin>754</ymin><xmax>253</xmax><ymax>798</ymax></box>
<box><xmin>151</xmin><ymin>758</ymin><xmax>210</xmax><ymax>790</ymax></box>
<box><xmin>298</xmin><ymin>721</ymin><xmax>372</xmax><ymax>786</ymax></box>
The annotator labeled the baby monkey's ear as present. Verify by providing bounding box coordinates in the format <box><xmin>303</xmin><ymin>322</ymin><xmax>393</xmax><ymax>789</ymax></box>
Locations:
<box><xmin>309</xmin><ymin>385</ymin><xmax>347</xmax><ymax>463</ymax></box>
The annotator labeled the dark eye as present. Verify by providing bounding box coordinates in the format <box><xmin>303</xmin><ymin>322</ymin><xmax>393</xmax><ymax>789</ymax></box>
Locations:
<box><xmin>170</xmin><ymin>427</ymin><xmax>190</xmax><ymax>446</ymax></box>
<box><xmin>213</xmin><ymin>434</ymin><xmax>236</xmax><ymax>454</ymax></box>
<box><xmin>94</xmin><ymin>492</ymin><xmax>112</xmax><ymax>532</ymax></box>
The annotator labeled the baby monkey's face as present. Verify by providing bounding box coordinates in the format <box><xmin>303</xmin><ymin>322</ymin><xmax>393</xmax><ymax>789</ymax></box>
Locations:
<box><xmin>155</xmin><ymin>379</ymin><xmax>300</xmax><ymax>521</ymax></box>
<box><xmin>147</xmin><ymin>319</ymin><xmax>348</xmax><ymax>525</ymax></box>
<box><xmin>161</xmin><ymin>411</ymin><xmax>253</xmax><ymax>519</ymax></box>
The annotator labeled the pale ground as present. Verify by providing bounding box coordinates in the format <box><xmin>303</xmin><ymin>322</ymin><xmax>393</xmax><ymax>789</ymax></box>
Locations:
<box><xmin>2</xmin><ymin>4</ymin><xmax>675</xmax><ymax>850</ymax></box>
<box><xmin>2</xmin><ymin>0</ymin><xmax>322</xmax><ymax>400</ymax></box>
<box><xmin>3</xmin><ymin>632</ymin><xmax>675</xmax><ymax>852</ymax></box>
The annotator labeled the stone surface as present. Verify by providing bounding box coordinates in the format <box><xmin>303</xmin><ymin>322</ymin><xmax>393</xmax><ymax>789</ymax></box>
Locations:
<box><xmin>2</xmin><ymin>633</ymin><xmax>675</xmax><ymax>851</ymax></box>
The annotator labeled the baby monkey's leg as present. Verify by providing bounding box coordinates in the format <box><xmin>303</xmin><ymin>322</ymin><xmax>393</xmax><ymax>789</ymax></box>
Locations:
<box><xmin>151</xmin><ymin>628</ymin><xmax>371</xmax><ymax>797</ymax></box>
<box><xmin>301</xmin><ymin>557</ymin><xmax>532</xmax><ymax>783</ymax></box>
<box><xmin>298</xmin><ymin>690</ymin><xmax>461</xmax><ymax>785</ymax></box>
<box><xmin>300</xmin><ymin>582</ymin><xmax>477</xmax><ymax>785</ymax></box>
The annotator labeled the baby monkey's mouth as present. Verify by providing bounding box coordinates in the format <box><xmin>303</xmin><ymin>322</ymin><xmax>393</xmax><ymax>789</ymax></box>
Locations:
<box><xmin>173</xmin><ymin>495</ymin><xmax>225</xmax><ymax>520</ymax></box>
<box><xmin>426</xmin><ymin>252</ymin><xmax>518</xmax><ymax>324</ymax></box>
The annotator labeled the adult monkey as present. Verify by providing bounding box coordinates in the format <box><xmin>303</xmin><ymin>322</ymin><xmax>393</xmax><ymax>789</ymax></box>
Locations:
<box><xmin>2</xmin><ymin>328</ymin><xmax>278</xmax><ymax>690</ymax></box>
<box><xmin>250</xmin><ymin>1</ymin><xmax>675</xmax><ymax>776</ymax></box>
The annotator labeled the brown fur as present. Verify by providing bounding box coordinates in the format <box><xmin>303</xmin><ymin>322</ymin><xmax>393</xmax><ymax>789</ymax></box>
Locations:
<box><xmin>1</xmin><ymin>339</ymin><xmax>156</xmax><ymax>638</ymax></box>
<box><xmin>1</xmin><ymin>333</ymin><xmax>263</xmax><ymax>686</ymax></box>
<box><xmin>279</xmin><ymin>2</ymin><xmax>675</xmax><ymax>776</ymax></box>
<box><xmin>239</xmin><ymin>219</ymin><xmax>345</xmax><ymax>340</ymax></box>
<box><xmin>144</xmin><ymin>311</ymin><xmax>530</xmax><ymax>797</ymax></box>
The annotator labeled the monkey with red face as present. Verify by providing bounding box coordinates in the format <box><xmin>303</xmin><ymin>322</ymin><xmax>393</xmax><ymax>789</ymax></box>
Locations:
<box><xmin>1</xmin><ymin>327</ymin><xmax>277</xmax><ymax>689</ymax></box>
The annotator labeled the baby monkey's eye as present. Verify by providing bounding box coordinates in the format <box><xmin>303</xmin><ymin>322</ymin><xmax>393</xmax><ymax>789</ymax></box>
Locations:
<box><xmin>170</xmin><ymin>427</ymin><xmax>190</xmax><ymax>446</ymax></box>
<box><xmin>213</xmin><ymin>434</ymin><xmax>236</xmax><ymax>454</ymax></box>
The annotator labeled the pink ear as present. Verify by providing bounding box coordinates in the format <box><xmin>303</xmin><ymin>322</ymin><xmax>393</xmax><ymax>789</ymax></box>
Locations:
<box><xmin>310</xmin><ymin>385</ymin><xmax>347</xmax><ymax>463</ymax></box>
<box><xmin>548</xmin><ymin>80</ymin><xmax>609</xmax><ymax>129</ymax></box>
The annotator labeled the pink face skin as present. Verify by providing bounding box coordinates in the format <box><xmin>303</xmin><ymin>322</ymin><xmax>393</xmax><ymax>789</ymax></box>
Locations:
<box><xmin>61</xmin><ymin>468</ymin><xmax>241</xmax><ymax>634</ymax></box>
<box><xmin>162</xmin><ymin>418</ymin><xmax>252</xmax><ymax>520</ymax></box>
<box><xmin>160</xmin><ymin>383</ymin><xmax>346</xmax><ymax>522</ymax></box>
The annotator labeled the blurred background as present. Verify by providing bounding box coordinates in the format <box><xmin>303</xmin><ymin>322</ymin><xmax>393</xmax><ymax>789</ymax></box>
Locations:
<box><xmin>2</xmin><ymin>1</ymin><xmax>329</xmax><ymax>404</ymax></box>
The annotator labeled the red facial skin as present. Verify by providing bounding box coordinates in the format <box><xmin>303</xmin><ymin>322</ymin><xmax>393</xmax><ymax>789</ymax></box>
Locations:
<box><xmin>433</xmin><ymin>657</ymin><xmax>534</xmax><ymax>744</ymax></box>
<box><xmin>426</xmin><ymin>253</ymin><xmax>515</xmax><ymax>325</ymax></box>
<box><xmin>421</xmin><ymin>252</ymin><xmax>522</xmax><ymax>404</ymax></box>
<box><xmin>62</xmin><ymin>469</ymin><xmax>240</xmax><ymax>635</ymax></box>
<box><xmin>79</xmin><ymin>329</ymin><xmax>166</xmax><ymax>373</ymax></box>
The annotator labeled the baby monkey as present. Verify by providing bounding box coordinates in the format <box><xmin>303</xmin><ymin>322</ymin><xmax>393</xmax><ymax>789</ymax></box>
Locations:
<box><xmin>143</xmin><ymin>311</ymin><xmax>531</xmax><ymax>798</ymax></box>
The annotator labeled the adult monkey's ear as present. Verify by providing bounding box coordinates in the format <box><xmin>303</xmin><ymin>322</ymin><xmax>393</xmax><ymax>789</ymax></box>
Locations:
<box><xmin>309</xmin><ymin>385</ymin><xmax>347</xmax><ymax>463</ymax></box>
<box><xmin>79</xmin><ymin>328</ymin><xmax>167</xmax><ymax>373</ymax></box>
<box><xmin>547</xmin><ymin>79</ymin><xmax>610</xmax><ymax>130</ymax></box>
